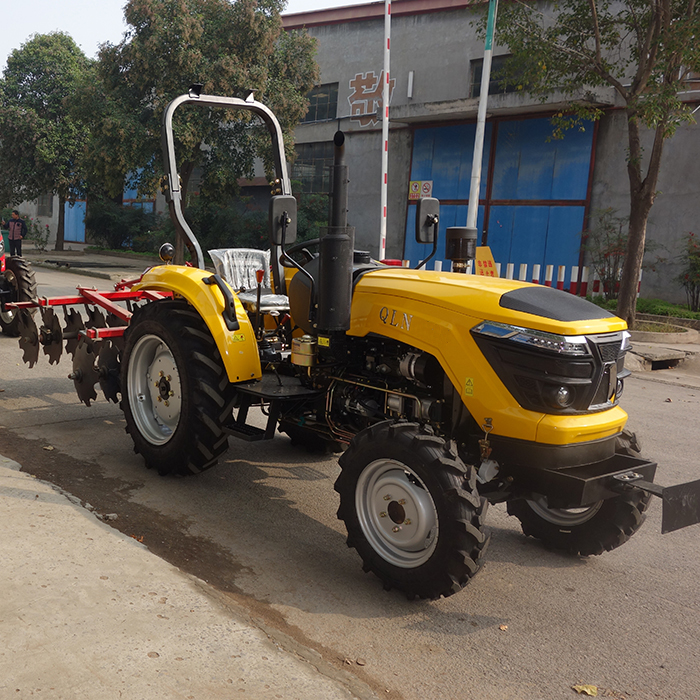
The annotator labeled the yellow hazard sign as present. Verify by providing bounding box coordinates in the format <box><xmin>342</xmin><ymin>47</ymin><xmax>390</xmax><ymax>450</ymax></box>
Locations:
<box><xmin>232</xmin><ymin>333</ymin><xmax>246</xmax><ymax>343</ymax></box>
<box><xmin>474</xmin><ymin>246</ymin><xmax>498</xmax><ymax>277</ymax></box>
<box><xmin>465</xmin><ymin>377</ymin><xmax>474</xmax><ymax>396</ymax></box>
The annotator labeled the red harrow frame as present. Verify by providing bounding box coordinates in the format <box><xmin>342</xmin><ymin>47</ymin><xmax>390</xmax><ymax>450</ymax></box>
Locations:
<box><xmin>8</xmin><ymin>272</ymin><xmax>171</xmax><ymax>406</ymax></box>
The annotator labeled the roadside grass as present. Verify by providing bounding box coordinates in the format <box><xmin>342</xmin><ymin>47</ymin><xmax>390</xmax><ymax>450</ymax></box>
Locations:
<box><xmin>590</xmin><ymin>296</ymin><xmax>700</xmax><ymax>321</ymax></box>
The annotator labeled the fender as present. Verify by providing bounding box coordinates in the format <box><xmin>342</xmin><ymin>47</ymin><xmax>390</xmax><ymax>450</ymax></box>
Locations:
<box><xmin>132</xmin><ymin>265</ymin><xmax>262</xmax><ymax>383</ymax></box>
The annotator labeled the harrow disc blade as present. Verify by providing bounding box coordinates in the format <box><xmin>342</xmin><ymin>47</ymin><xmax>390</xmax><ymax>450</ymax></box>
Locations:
<box><xmin>17</xmin><ymin>309</ymin><xmax>40</xmax><ymax>368</ymax></box>
<box><xmin>63</xmin><ymin>308</ymin><xmax>86</xmax><ymax>359</ymax></box>
<box><xmin>106</xmin><ymin>312</ymin><xmax>126</xmax><ymax>352</ymax></box>
<box><xmin>40</xmin><ymin>308</ymin><xmax>63</xmax><ymax>365</ymax></box>
<box><xmin>86</xmin><ymin>307</ymin><xmax>107</xmax><ymax>329</ymax></box>
<box><xmin>85</xmin><ymin>307</ymin><xmax>106</xmax><ymax>352</ymax></box>
<box><xmin>71</xmin><ymin>337</ymin><xmax>99</xmax><ymax>407</ymax></box>
<box><xmin>97</xmin><ymin>340</ymin><xmax>121</xmax><ymax>404</ymax></box>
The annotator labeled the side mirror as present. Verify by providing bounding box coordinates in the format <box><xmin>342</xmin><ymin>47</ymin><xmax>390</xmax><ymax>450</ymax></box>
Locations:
<box><xmin>269</xmin><ymin>195</ymin><xmax>297</xmax><ymax>246</ymax></box>
<box><xmin>415</xmin><ymin>197</ymin><xmax>439</xmax><ymax>244</ymax></box>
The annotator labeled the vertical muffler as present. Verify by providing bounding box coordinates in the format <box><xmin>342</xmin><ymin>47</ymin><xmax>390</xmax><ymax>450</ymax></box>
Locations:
<box><xmin>318</xmin><ymin>130</ymin><xmax>355</xmax><ymax>333</ymax></box>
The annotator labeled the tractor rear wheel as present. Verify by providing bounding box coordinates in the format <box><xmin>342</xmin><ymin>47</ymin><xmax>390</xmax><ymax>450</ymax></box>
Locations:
<box><xmin>0</xmin><ymin>257</ymin><xmax>37</xmax><ymax>337</ymax></box>
<box><xmin>121</xmin><ymin>299</ymin><xmax>235</xmax><ymax>476</ymax></box>
<box><xmin>507</xmin><ymin>429</ymin><xmax>651</xmax><ymax>555</ymax></box>
<box><xmin>335</xmin><ymin>421</ymin><xmax>490</xmax><ymax>599</ymax></box>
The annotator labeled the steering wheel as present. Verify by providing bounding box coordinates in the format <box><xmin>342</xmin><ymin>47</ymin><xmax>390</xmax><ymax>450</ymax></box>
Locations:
<box><xmin>281</xmin><ymin>238</ymin><xmax>320</xmax><ymax>267</ymax></box>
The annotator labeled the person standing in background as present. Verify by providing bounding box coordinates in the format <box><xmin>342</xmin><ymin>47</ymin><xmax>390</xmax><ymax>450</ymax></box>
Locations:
<box><xmin>2</xmin><ymin>211</ymin><xmax>27</xmax><ymax>256</ymax></box>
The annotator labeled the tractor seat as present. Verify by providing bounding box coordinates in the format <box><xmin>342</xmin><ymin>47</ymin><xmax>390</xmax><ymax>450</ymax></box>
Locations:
<box><xmin>208</xmin><ymin>248</ymin><xmax>289</xmax><ymax>314</ymax></box>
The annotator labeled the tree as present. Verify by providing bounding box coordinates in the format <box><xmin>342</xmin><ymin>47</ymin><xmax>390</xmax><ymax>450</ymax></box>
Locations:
<box><xmin>79</xmin><ymin>0</ymin><xmax>318</xmax><ymax>260</ymax></box>
<box><xmin>491</xmin><ymin>0</ymin><xmax>700</xmax><ymax>326</ymax></box>
<box><xmin>0</xmin><ymin>33</ymin><xmax>93</xmax><ymax>250</ymax></box>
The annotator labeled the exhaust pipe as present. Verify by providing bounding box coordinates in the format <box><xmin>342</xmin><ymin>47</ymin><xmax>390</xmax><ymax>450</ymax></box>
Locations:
<box><xmin>318</xmin><ymin>131</ymin><xmax>355</xmax><ymax>333</ymax></box>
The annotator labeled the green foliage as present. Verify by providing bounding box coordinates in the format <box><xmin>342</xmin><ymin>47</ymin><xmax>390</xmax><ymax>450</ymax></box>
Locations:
<box><xmin>583</xmin><ymin>209</ymin><xmax>629</xmax><ymax>301</ymax></box>
<box><xmin>78</xmin><ymin>0</ymin><xmax>318</xmax><ymax>201</ymax></box>
<box><xmin>26</xmin><ymin>218</ymin><xmax>51</xmax><ymax>252</ymax></box>
<box><xmin>675</xmin><ymin>232</ymin><xmax>700</xmax><ymax>312</ymax></box>
<box><xmin>85</xmin><ymin>199</ymin><xmax>160</xmax><ymax>250</ymax></box>
<box><xmin>486</xmin><ymin>0</ymin><xmax>700</xmax><ymax>325</ymax></box>
<box><xmin>0</xmin><ymin>33</ymin><xmax>93</xmax><ymax>205</ymax></box>
<box><xmin>636</xmin><ymin>296</ymin><xmax>700</xmax><ymax>319</ymax></box>
<box><xmin>126</xmin><ymin>189</ymin><xmax>328</xmax><ymax>256</ymax></box>
<box><xmin>296</xmin><ymin>192</ymin><xmax>329</xmax><ymax>242</ymax></box>
<box><xmin>491</xmin><ymin>0</ymin><xmax>700</xmax><ymax>136</ymax></box>
<box><xmin>588</xmin><ymin>295</ymin><xmax>700</xmax><ymax>320</ymax></box>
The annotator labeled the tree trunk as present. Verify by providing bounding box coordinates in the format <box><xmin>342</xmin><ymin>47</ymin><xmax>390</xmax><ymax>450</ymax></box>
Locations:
<box><xmin>616</xmin><ymin>198</ymin><xmax>651</xmax><ymax>326</ymax></box>
<box><xmin>615</xmin><ymin>114</ymin><xmax>664</xmax><ymax>327</ymax></box>
<box><xmin>54</xmin><ymin>195</ymin><xmax>66</xmax><ymax>251</ymax></box>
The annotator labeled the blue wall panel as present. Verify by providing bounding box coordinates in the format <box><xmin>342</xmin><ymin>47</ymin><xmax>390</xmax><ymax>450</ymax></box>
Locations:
<box><xmin>405</xmin><ymin>116</ymin><xmax>593</xmax><ymax>278</ymax></box>
<box><xmin>550</xmin><ymin>129</ymin><xmax>594</xmax><ymax>200</ymax></box>
<box><xmin>64</xmin><ymin>201</ymin><xmax>86</xmax><ymax>243</ymax></box>
<box><xmin>492</xmin><ymin>119</ymin><xmax>593</xmax><ymax>201</ymax></box>
<box><xmin>410</xmin><ymin>123</ymin><xmax>492</xmax><ymax>201</ymax></box>
<box><xmin>543</xmin><ymin>206</ymin><xmax>586</xmax><ymax>275</ymax></box>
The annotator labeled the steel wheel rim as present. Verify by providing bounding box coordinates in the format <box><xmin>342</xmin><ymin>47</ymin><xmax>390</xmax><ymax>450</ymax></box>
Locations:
<box><xmin>1</xmin><ymin>270</ymin><xmax>17</xmax><ymax>324</ymax></box>
<box><xmin>356</xmin><ymin>459</ymin><xmax>438</xmax><ymax>568</ymax></box>
<box><xmin>527</xmin><ymin>497</ymin><xmax>604</xmax><ymax>527</ymax></box>
<box><xmin>127</xmin><ymin>334</ymin><xmax>182</xmax><ymax>446</ymax></box>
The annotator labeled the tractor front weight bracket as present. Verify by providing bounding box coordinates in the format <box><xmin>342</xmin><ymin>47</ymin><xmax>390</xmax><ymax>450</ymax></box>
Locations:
<box><xmin>613</xmin><ymin>472</ymin><xmax>700</xmax><ymax>534</ymax></box>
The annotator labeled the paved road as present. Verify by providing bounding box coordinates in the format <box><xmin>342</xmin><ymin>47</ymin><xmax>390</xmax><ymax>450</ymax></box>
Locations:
<box><xmin>1</xmin><ymin>268</ymin><xmax>699</xmax><ymax>700</ymax></box>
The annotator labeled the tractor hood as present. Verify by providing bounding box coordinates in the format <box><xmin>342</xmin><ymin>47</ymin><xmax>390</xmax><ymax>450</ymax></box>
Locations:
<box><xmin>350</xmin><ymin>267</ymin><xmax>626</xmax><ymax>337</ymax></box>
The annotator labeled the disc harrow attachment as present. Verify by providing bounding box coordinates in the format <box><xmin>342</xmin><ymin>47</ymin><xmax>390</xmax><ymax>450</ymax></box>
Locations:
<box><xmin>97</xmin><ymin>340</ymin><xmax>121</xmax><ymax>403</ymax></box>
<box><xmin>18</xmin><ymin>309</ymin><xmax>40</xmax><ymax>368</ymax></box>
<box><xmin>63</xmin><ymin>308</ymin><xmax>86</xmax><ymax>359</ymax></box>
<box><xmin>106</xmin><ymin>313</ymin><xmax>126</xmax><ymax>352</ymax></box>
<box><xmin>4</xmin><ymin>284</ymin><xmax>172</xmax><ymax>403</ymax></box>
<box><xmin>39</xmin><ymin>307</ymin><xmax>64</xmax><ymax>365</ymax></box>
<box><xmin>70</xmin><ymin>337</ymin><xmax>100</xmax><ymax>406</ymax></box>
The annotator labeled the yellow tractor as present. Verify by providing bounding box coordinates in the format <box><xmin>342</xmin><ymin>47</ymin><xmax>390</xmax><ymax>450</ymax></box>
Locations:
<box><xmin>7</xmin><ymin>89</ymin><xmax>700</xmax><ymax>600</ymax></box>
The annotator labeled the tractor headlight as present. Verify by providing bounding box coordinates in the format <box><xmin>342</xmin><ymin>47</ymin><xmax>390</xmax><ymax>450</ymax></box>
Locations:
<box><xmin>473</xmin><ymin>321</ymin><xmax>590</xmax><ymax>356</ymax></box>
<box><xmin>472</xmin><ymin>322</ymin><xmax>627</xmax><ymax>415</ymax></box>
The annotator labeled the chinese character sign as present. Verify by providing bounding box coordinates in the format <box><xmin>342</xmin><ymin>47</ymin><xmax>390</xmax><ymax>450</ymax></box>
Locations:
<box><xmin>348</xmin><ymin>71</ymin><xmax>396</xmax><ymax>128</ymax></box>
<box><xmin>475</xmin><ymin>246</ymin><xmax>498</xmax><ymax>277</ymax></box>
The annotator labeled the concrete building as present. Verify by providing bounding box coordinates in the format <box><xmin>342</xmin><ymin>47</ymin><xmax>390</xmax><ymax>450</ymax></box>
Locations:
<box><xmin>284</xmin><ymin>0</ymin><xmax>700</xmax><ymax>302</ymax></box>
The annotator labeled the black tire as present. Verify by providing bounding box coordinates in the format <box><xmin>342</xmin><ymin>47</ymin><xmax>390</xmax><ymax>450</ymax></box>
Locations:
<box><xmin>120</xmin><ymin>299</ymin><xmax>235</xmax><ymax>476</ymax></box>
<box><xmin>507</xmin><ymin>429</ymin><xmax>651</xmax><ymax>555</ymax></box>
<box><xmin>0</xmin><ymin>256</ymin><xmax>37</xmax><ymax>336</ymax></box>
<box><xmin>335</xmin><ymin>421</ymin><xmax>490</xmax><ymax>600</ymax></box>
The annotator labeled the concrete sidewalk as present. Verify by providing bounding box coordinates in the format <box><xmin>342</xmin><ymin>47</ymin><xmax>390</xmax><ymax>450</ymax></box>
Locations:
<box><xmin>0</xmin><ymin>454</ymin><xmax>370</xmax><ymax>700</ymax></box>
<box><xmin>22</xmin><ymin>244</ymin><xmax>161</xmax><ymax>283</ymax></box>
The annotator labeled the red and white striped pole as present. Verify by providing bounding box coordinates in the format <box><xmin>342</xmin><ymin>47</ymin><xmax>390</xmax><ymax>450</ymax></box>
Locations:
<box><xmin>379</xmin><ymin>0</ymin><xmax>391</xmax><ymax>261</ymax></box>
<box><xmin>544</xmin><ymin>264</ymin><xmax>554</xmax><ymax>287</ymax></box>
<box><xmin>532</xmin><ymin>264</ymin><xmax>541</xmax><ymax>284</ymax></box>
<box><xmin>579</xmin><ymin>266</ymin><xmax>589</xmax><ymax>297</ymax></box>
<box><xmin>556</xmin><ymin>265</ymin><xmax>566</xmax><ymax>290</ymax></box>
<box><xmin>569</xmin><ymin>266</ymin><xmax>579</xmax><ymax>295</ymax></box>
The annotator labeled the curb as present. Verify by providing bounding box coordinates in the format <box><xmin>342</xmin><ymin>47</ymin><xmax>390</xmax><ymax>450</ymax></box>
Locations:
<box><xmin>29</xmin><ymin>261</ymin><xmax>113</xmax><ymax>281</ymax></box>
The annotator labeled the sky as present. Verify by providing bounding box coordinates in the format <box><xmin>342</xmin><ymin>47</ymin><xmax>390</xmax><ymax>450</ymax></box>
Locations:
<box><xmin>2</xmin><ymin>0</ymin><xmax>368</xmax><ymax>71</ymax></box>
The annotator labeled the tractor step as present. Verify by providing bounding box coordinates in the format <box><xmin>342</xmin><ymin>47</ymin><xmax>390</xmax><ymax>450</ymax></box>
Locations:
<box><xmin>235</xmin><ymin>373</ymin><xmax>321</xmax><ymax>400</ymax></box>
<box><xmin>225</xmin><ymin>374</ymin><xmax>321</xmax><ymax>443</ymax></box>
<box><xmin>224</xmin><ymin>422</ymin><xmax>268</xmax><ymax>442</ymax></box>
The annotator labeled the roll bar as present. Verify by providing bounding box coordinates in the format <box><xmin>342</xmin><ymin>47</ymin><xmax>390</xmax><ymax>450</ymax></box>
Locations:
<box><xmin>161</xmin><ymin>86</ymin><xmax>292</xmax><ymax>270</ymax></box>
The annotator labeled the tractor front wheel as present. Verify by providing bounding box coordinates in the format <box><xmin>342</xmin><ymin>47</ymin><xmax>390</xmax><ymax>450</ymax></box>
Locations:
<box><xmin>121</xmin><ymin>299</ymin><xmax>235</xmax><ymax>476</ymax></box>
<box><xmin>335</xmin><ymin>421</ymin><xmax>490</xmax><ymax>599</ymax></box>
<box><xmin>507</xmin><ymin>429</ymin><xmax>651</xmax><ymax>555</ymax></box>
